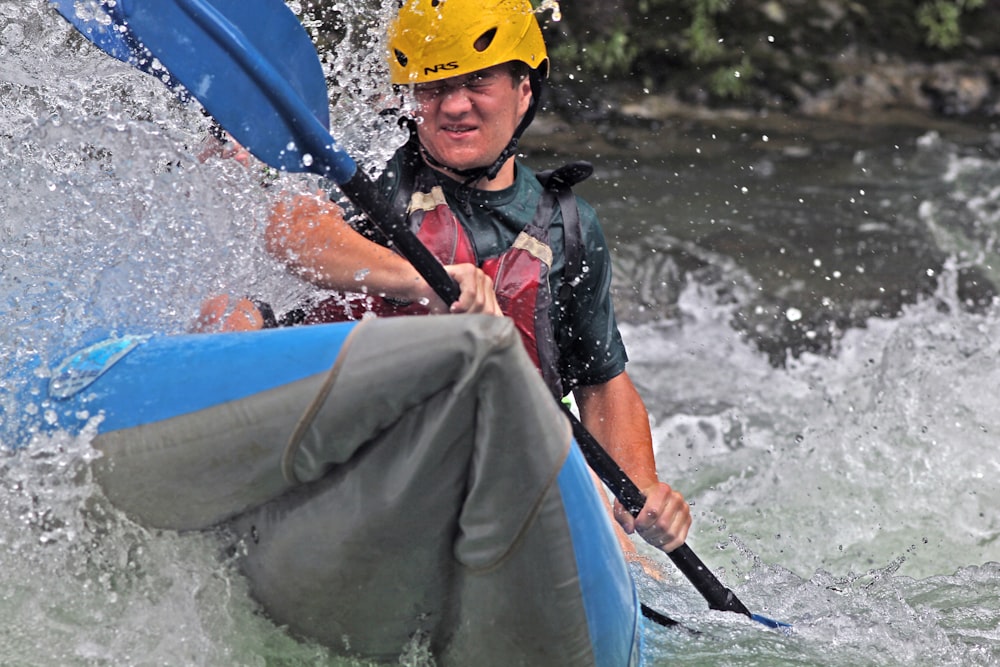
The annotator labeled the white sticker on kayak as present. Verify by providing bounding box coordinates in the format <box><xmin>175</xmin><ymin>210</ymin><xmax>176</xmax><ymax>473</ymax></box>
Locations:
<box><xmin>48</xmin><ymin>335</ymin><xmax>149</xmax><ymax>399</ymax></box>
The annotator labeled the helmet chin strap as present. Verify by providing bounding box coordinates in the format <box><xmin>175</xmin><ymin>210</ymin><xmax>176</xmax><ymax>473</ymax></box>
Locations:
<box><xmin>418</xmin><ymin>69</ymin><xmax>544</xmax><ymax>187</ymax></box>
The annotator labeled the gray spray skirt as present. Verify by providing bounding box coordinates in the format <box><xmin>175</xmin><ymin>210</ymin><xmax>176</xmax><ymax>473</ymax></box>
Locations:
<box><xmin>30</xmin><ymin>315</ymin><xmax>642</xmax><ymax>665</ymax></box>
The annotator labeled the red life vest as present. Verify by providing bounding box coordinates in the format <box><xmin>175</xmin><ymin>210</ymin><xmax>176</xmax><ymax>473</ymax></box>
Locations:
<box><xmin>301</xmin><ymin>163</ymin><xmax>591</xmax><ymax>398</ymax></box>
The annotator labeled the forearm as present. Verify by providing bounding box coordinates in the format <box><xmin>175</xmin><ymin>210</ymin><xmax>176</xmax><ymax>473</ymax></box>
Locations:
<box><xmin>577</xmin><ymin>371</ymin><xmax>691</xmax><ymax>552</ymax></box>
<box><xmin>265</xmin><ymin>191</ymin><xmax>428</xmax><ymax>301</ymax></box>
<box><xmin>277</xmin><ymin>226</ymin><xmax>425</xmax><ymax>297</ymax></box>
<box><xmin>575</xmin><ymin>372</ymin><xmax>659</xmax><ymax>490</ymax></box>
<box><xmin>265</xmin><ymin>191</ymin><xmax>503</xmax><ymax>315</ymax></box>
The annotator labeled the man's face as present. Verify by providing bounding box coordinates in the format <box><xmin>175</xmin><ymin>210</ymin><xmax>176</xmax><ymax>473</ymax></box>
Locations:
<box><xmin>412</xmin><ymin>63</ymin><xmax>532</xmax><ymax>182</ymax></box>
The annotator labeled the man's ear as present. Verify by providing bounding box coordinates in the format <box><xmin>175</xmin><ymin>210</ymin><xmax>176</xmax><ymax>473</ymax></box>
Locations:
<box><xmin>516</xmin><ymin>76</ymin><xmax>533</xmax><ymax>119</ymax></box>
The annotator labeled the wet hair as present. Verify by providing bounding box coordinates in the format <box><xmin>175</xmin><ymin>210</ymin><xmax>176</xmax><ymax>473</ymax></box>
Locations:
<box><xmin>508</xmin><ymin>61</ymin><xmax>529</xmax><ymax>83</ymax></box>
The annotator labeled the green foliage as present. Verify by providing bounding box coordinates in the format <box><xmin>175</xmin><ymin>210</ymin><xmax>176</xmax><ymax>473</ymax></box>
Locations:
<box><xmin>680</xmin><ymin>0</ymin><xmax>757</xmax><ymax>100</ymax></box>
<box><xmin>916</xmin><ymin>0</ymin><xmax>985</xmax><ymax>50</ymax></box>
<box><xmin>707</xmin><ymin>56</ymin><xmax>756</xmax><ymax>100</ymax></box>
<box><xmin>683</xmin><ymin>0</ymin><xmax>730</xmax><ymax>64</ymax></box>
<box><xmin>547</xmin><ymin>0</ymin><xmax>991</xmax><ymax>107</ymax></box>
<box><xmin>552</xmin><ymin>29</ymin><xmax>638</xmax><ymax>78</ymax></box>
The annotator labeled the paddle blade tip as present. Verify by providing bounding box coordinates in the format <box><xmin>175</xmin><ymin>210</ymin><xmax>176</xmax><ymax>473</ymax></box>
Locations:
<box><xmin>751</xmin><ymin>613</ymin><xmax>793</xmax><ymax>632</ymax></box>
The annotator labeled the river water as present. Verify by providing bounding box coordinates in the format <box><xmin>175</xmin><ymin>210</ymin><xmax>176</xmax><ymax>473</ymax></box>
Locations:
<box><xmin>2</xmin><ymin>1</ymin><xmax>999</xmax><ymax>665</ymax></box>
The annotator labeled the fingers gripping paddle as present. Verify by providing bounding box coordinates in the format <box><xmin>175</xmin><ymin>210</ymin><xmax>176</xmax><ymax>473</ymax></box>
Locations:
<box><xmin>53</xmin><ymin>0</ymin><xmax>786</xmax><ymax>630</ymax></box>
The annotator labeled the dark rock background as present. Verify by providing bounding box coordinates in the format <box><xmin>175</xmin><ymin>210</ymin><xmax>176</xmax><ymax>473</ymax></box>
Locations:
<box><xmin>542</xmin><ymin>0</ymin><xmax>1000</xmax><ymax>124</ymax></box>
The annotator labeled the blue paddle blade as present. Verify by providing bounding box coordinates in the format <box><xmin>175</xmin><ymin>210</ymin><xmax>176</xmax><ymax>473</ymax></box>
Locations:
<box><xmin>55</xmin><ymin>0</ymin><xmax>458</xmax><ymax>302</ymax></box>
<box><xmin>60</xmin><ymin>0</ymin><xmax>355</xmax><ymax>182</ymax></box>
<box><xmin>752</xmin><ymin>613</ymin><xmax>793</xmax><ymax>631</ymax></box>
<box><xmin>48</xmin><ymin>0</ymin><xmax>187</xmax><ymax>95</ymax></box>
<box><xmin>119</xmin><ymin>0</ymin><xmax>347</xmax><ymax>178</ymax></box>
<box><xmin>49</xmin><ymin>0</ymin><xmax>143</xmax><ymax>67</ymax></box>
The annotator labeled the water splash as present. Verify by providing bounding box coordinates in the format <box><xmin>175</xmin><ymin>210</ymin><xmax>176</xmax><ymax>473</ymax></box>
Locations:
<box><xmin>535</xmin><ymin>0</ymin><xmax>562</xmax><ymax>23</ymax></box>
<box><xmin>0</xmin><ymin>429</ymin><xmax>349</xmax><ymax>665</ymax></box>
<box><xmin>622</xmin><ymin>266</ymin><xmax>1000</xmax><ymax>665</ymax></box>
<box><xmin>290</xmin><ymin>0</ymin><xmax>410</xmax><ymax>176</ymax></box>
<box><xmin>0</xmin><ymin>2</ymin><xmax>445</xmax><ymax>663</ymax></box>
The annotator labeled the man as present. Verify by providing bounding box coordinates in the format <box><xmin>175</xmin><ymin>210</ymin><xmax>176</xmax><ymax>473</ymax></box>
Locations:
<box><xmin>216</xmin><ymin>0</ymin><xmax>691</xmax><ymax>556</ymax></box>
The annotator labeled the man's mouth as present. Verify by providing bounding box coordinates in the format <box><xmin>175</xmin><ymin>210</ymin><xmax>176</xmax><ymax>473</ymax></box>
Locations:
<box><xmin>442</xmin><ymin>124</ymin><xmax>476</xmax><ymax>136</ymax></box>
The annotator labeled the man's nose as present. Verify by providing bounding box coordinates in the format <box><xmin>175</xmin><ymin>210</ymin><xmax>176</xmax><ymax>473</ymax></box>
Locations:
<box><xmin>438</xmin><ymin>85</ymin><xmax>473</xmax><ymax>112</ymax></box>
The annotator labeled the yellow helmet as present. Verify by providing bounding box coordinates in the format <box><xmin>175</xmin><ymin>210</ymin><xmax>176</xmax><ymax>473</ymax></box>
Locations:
<box><xmin>388</xmin><ymin>0</ymin><xmax>548</xmax><ymax>85</ymax></box>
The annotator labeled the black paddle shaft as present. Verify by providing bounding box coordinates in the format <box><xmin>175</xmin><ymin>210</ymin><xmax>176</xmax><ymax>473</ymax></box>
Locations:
<box><xmin>338</xmin><ymin>157</ymin><xmax>750</xmax><ymax>626</ymax></box>
<box><xmin>338</xmin><ymin>169</ymin><xmax>461</xmax><ymax>305</ymax></box>
<box><xmin>335</xmin><ymin>146</ymin><xmax>757</xmax><ymax>623</ymax></box>
<box><xmin>564</xmin><ymin>405</ymin><xmax>754</xmax><ymax>619</ymax></box>
<box><xmin>351</xmin><ymin>160</ymin><xmax>758</xmax><ymax>620</ymax></box>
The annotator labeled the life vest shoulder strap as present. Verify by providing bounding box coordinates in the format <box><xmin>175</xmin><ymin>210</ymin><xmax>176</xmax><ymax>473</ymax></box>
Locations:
<box><xmin>390</xmin><ymin>130</ymin><xmax>426</xmax><ymax>231</ymax></box>
<box><xmin>534</xmin><ymin>161</ymin><xmax>593</xmax><ymax>302</ymax></box>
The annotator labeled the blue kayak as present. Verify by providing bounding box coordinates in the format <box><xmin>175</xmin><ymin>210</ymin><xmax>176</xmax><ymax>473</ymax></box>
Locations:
<box><xmin>8</xmin><ymin>314</ymin><xmax>642</xmax><ymax>666</ymax></box>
